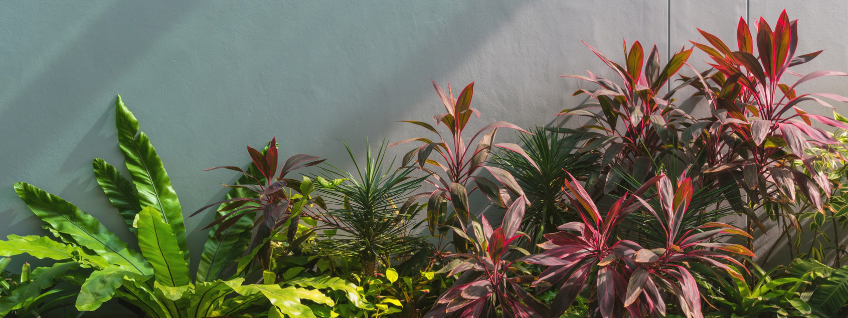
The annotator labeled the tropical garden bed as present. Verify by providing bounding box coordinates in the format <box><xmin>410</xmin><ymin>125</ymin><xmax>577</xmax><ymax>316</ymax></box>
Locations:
<box><xmin>1</xmin><ymin>10</ymin><xmax>847</xmax><ymax>318</ymax></box>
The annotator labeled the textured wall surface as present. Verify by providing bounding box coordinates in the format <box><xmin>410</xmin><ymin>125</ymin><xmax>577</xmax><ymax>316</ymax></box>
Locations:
<box><xmin>1</xmin><ymin>1</ymin><xmax>847</xmax><ymax>273</ymax></box>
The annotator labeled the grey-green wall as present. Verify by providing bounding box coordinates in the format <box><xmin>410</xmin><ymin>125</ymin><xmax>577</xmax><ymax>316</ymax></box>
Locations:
<box><xmin>1</xmin><ymin>1</ymin><xmax>846</xmax><ymax>273</ymax></box>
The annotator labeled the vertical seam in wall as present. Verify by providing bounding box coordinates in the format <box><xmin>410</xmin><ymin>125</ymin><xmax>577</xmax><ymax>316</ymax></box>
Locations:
<box><xmin>666</xmin><ymin>0</ymin><xmax>671</xmax><ymax>95</ymax></box>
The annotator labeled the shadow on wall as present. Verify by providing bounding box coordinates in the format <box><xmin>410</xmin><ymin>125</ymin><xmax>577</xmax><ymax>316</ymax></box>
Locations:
<box><xmin>0</xmin><ymin>1</ymin><xmax>198</xmax><ymax>269</ymax></box>
<box><xmin>0</xmin><ymin>0</ymin><xmax>538</xmax><ymax>275</ymax></box>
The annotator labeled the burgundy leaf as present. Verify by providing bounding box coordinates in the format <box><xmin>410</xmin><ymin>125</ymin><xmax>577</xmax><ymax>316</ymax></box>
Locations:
<box><xmin>806</xmin><ymin>113</ymin><xmax>848</xmax><ymax>129</ymax></box>
<box><xmin>634</xmin><ymin>249</ymin><xmax>659</xmax><ymax>263</ymax></box>
<box><xmin>624</xmin><ymin>267</ymin><xmax>648</xmax><ymax>307</ymax></box>
<box><xmin>549</xmin><ymin>262</ymin><xmax>592</xmax><ymax>318</ymax></box>
<box><xmin>279</xmin><ymin>154</ymin><xmax>324</xmax><ymax>179</ymax></box>
<box><xmin>557</xmin><ymin>222</ymin><xmax>585</xmax><ymax>232</ymax></box>
<box><xmin>247</xmin><ymin>146</ymin><xmax>269</xmax><ymax>179</ymax></box>
<box><xmin>450</xmin><ymin>183</ymin><xmax>470</xmax><ymax>227</ymax></box>
<box><xmin>472</xmin><ymin>176</ymin><xmax>506</xmax><ymax>208</ymax></box>
<box><xmin>502</xmin><ymin>195</ymin><xmax>528</xmax><ymax>238</ymax></box>
<box><xmin>788</xmin><ymin>121</ymin><xmax>839</xmax><ymax>144</ymax></box>
<box><xmin>480</xmin><ymin>166</ymin><xmax>525</xmax><ymax>197</ymax></box>
<box><xmin>769</xmin><ymin>167</ymin><xmax>796</xmax><ymax>202</ymax></box>
<box><xmin>597</xmin><ymin>267</ymin><xmax>615</xmax><ymax>318</ymax></box>
<box><xmin>780</xmin><ymin>123</ymin><xmax>808</xmax><ymax>158</ymax></box>
<box><xmin>563</xmin><ymin>172</ymin><xmax>601</xmax><ymax>226</ymax></box>
<box><xmin>751</xmin><ymin>120</ymin><xmax>771</xmax><ymax>145</ymax></box>
<box><xmin>265</xmin><ymin>138</ymin><xmax>278</xmax><ymax>179</ymax></box>
<box><xmin>792</xmin><ymin>168</ymin><xmax>823</xmax><ymax>212</ymax></box>
<box><xmin>459</xmin><ymin>280</ymin><xmax>492</xmax><ymax>300</ymax></box>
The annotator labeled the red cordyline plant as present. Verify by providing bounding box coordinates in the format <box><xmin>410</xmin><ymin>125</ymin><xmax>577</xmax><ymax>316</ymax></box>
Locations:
<box><xmin>424</xmin><ymin>195</ymin><xmax>549</xmax><ymax>318</ymax></box>
<box><xmin>526</xmin><ymin>172</ymin><xmax>753</xmax><ymax>318</ymax></box>
<box><xmin>625</xmin><ymin>174</ymin><xmax>754</xmax><ymax>318</ymax></box>
<box><xmin>391</xmin><ymin>81</ymin><xmax>537</xmax><ymax>252</ymax></box>
<box><xmin>191</xmin><ymin>137</ymin><xmax>325</xmax><ymax>269</ymax></box>
<box><xmin>560</xmin><ymin>41</ymin><xmax>694</xmax><ymax>189</ymax></box>
<box><xmin>522</xmin><ymin>172</ymin><xmax>658</xmax><ymax>317</ymax></box>
<box><xmin>690</xmin><ymin>10</ymin><xmax>848</xmax><ymax>217</ymax></box>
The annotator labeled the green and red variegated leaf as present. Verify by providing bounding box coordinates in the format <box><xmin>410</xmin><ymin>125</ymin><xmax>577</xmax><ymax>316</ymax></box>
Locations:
<box><xmin>626</xmin><ymin>41</ymin><xmax>644</xmax><ymax>85</ymax></box>
<box><xmin>737</xmin><ymin>17</ymin><xmax>753</xmax><ymax>53</ymax></box>
<box><xmin>756</xmin><ymin>17</ymin><xmax>775</xmax><ymax>80</ymax></box>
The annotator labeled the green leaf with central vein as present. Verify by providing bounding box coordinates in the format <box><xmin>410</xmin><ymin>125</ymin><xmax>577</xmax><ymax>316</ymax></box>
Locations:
<box><xmin>93</xmin><ymin>158</ymin><xmax>142</xmax><ymax>233</ymax></box>
<box><xmin>235</xmin><ymin>284</ymin><xmax>332</xmax><ymax>318</ymax></box>
<box><xmin>76</xmin><ymin>265</ymin><xmax>147</xmax><ymax>311</ymax></box>
<box><xmin>116</xmin><ymin>96</ymin><xmax>189</xmax><ymax>262</ymax></box>
<box><xmin>0</xmin><ymin>235</ymin><xmax>75</xmax><ymax>260</ymax></box>
<box><xmin>14</xmin><ymin>182</ymin><xmax>151</xmax><ymax>275</ymax></box>
<box><xmin>137</xmin><ymin>206</ymin><xmax>190</xmax><ymax>288</ymax></box>
<box><xmin>188</xmin><ymin>278</ymin><xmax>244</xmax><ymax>318</ymax></box>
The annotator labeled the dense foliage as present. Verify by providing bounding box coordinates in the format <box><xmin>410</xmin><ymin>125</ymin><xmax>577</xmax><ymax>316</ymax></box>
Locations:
<box><xmin>3</xmin><ymin>8</ymin><xmax>848</xmax><ymax>318</ymax></box>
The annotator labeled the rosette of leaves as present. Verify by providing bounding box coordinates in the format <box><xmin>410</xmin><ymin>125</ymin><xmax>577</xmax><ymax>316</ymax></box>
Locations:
<box><xmin>424</xmin><ymin>195</ymin><xmax>549</xmax><ymax>317</ymax></box>
<box><xmin>559</xmin><ymin>40</ymin><xmax>694</xmax><ymax>191</ymax></box>
<box><xmin>524</xmin><ymin>173</ymin><xmax>752</xmax><ymax>318</ymax></box>
<box><xmin>191</xmin><ymin>137</ymin><xmax>325</xmax><ymax>271</ymax></box>
<box><xmin>0</xmin><ymin>97</ymin><xmax>368</xmax><ymax>317</ymax></box>
<box><xmin>315</xmin><ymin>140</ymin><xmax>428</xmax><ymax>278</ymax></box>
<box><xmin>391</xmin><ymin>81</ymin><xmax>537</xmax><ymax>253</ymax></box>
<box><xmin>684</xmin><ymin>11</ymin><xmax>848</xmax><ymax>238</ymax></box>
<box><xmin>491</xmin><ymin>127</ymin><xmax>600</xmax><ymax>250</ymax></box>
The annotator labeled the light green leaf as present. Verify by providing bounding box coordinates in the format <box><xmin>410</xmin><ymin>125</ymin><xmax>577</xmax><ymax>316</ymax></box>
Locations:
<box><xmin>93</xmin><ymin>158</ymin><xmax>142</xmax><ymax>233</ymax></box>
<box><xmin>386</xmin><ymin>268</ymin><xmax>398</xmax><ymax>284</ymax></box>
<box><xmin>286</xmin><ymin>275</ymin><xmax>370</xmax><ymax>309</ymax></box>
<box><xmin>116</xmin><ymin>96</ymin><xmax>189</xmax><ymax>262</ymax></box>
<box><xmin>0</xmin><ymin>262</ymin><xmax>79</xmax><ymax>316</ymax></box>
<box><xmin>76</xmin><ymin>265</ymin><xmax>146</xmax><ymax>311</ymax></box>
<box><xmin>154</xmin><ymin>281</ymin><xmax>192</xmax><ymax>301</ymax></box>
<box><xmin>283</xmin><ymin>267</ymin><xmax>305</xmax><ymax>281</ymax></box>
<box><xmin>188</xmin><ymin>278</ymin><xmax>243</xmax><ymax>318</ymax></box>
<box><xmin>14</xmin><ymin>182</ymin><xmax>152</xmax><ymax>275</ymax></box>
<box><xmin>0</xmin><ymin>235</ymin><xmax>75</xmax><ymax>260</ymax></box>
<box><xmin>137</xmin><ymin>206</ymin><xmax>190</xmax><ymax>287</ymax></box>
<box><xmin>235</xmin><ymin>284</ymin><xmax>329</xmax><ymax>318</ymax></box>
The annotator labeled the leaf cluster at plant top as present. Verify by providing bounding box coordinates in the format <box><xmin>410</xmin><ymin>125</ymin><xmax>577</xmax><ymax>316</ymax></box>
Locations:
<box><xmin>2</xmin><ymin>8</ymin><xmax>848</xmax><ymax>318</ymax></box>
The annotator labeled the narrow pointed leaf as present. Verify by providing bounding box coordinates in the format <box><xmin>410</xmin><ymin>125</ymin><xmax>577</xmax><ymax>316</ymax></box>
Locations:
<box><xmin>116</xmin><ymin>96</ymin><xmax>189</xmax><ymax>262</ymax></box>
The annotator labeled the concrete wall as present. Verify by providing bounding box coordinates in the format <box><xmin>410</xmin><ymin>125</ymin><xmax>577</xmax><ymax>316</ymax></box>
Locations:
<box><xmin>1</xmin><ymin>1</ymin><xmax>846</xmax><ymax>273</ymax></box>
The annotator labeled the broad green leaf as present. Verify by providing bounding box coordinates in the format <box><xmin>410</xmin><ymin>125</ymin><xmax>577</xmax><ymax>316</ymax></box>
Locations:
<box><xmin>14</xmin><ymin>182</ymin><xmax>152</xmax><ymax>275</ymax></box>
<box><xmin>196</xmin><ymin>163</ymin><xmax>261</xmax><ymax>283</ymax></box>
<box><xmin>154</xmin><ymin>281</ymin><xmax>192</xmax><ymax>301</ymax></box>
<box><xmin>235</xmin><ymin>284</ymin><xmax>330</xmax><ymax>318</ymax></box>
<box><xmin>386</xmin><ymin>268</ymin><xmax>398</xmax><ymax>284</ymax></box>
<box><xmin>93</xmin><ymin>158</ymin><xmax>142</xmax><ymax>233</ymax></box>
<box><xmin>286</xmin><ymin>275</ymin><xmax>370</xmax><ymax>309</ymax></box>
<box><xmin>76</xmin><ymin>265</ymin><xmax>146</xmax><ymax>311</ymax></box>
<box><xmin>116</xmin><ymin>96</ymin><xmax>189</xmax><ymax>262</ymax></box>
<box><xmin>809</xmin><ymin>266</ymin><xmax>848</xmax><ymax>315</ymax></box>
<box><xmin>137</xmin><ymin>206</ymin><xmax>190</xmax><ymax>288</ymax></box>
<box><xmin>206</xmin><ymin>293</ymin><xmax>266</xmax><ymax>317</ymax></box>
<box><xmin>188</xmin><ymin>278</ymin><xmax>244</xmax><ymax>318</ymax></box>
<box><xmin>283</xmin><ymin>267</ymin><xmax>304</xmax><ymax>281</ymax></box>
<box><xmin>0</xmin><ymin>262</ymin><xmax>79</xmax><ymax>316</ymax></box>
<box><xmin>0</xmin><ymin>235</ymin><xmax>75</xmax><ymax>260</ymax></box>
<box><xmin>0</xmin><ymin>257</ymin><xmax>9</xmax><ymax>272</ymax></box>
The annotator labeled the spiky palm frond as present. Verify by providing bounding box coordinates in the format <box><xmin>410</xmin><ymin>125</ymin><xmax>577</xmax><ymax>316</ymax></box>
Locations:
<box><xmin>316</xmin><ymin>140</ymin><xmax>428</xmax><ymax>274</ymax></box>
<box><xmin>491</xmin><ymin>127</ymin><xmax>600</xmax><ymax>248</ymax></box>
<box><xmin>613</xmin><ymin>167</ymin><xmax>736</xmax><ymax>248</ymax></box>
